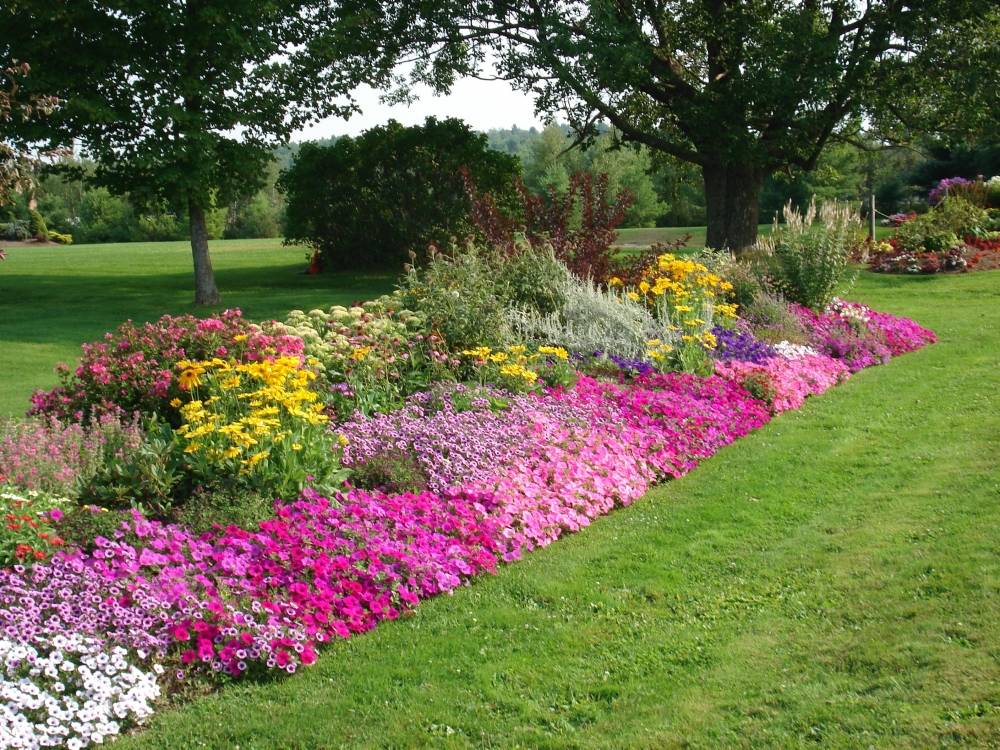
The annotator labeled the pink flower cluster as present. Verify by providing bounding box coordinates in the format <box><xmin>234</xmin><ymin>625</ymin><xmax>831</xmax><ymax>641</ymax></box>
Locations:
<box><xmin>863</xmin><ymin>308</ymin><xmax>937</xmax><ymax>355</ymax></box>
<box><xmin>715</xmin><ymin>354</ymin><xmax>851</xmax><ymax>412</ymax></box>
<box><xmin>792</xmin><ymin>302</ymin><xmax>935</xmax><ymax>371</ymax></box>
<box><xmin>475</xmin><ymin>374</ymin><xmax>770</xmax><ymax>559</ymax></box>
<box><xmin>28</xmin><ymin>310</ymin><xmax>303</xmax><ymax>423</ymax></box>
<box><xmin>0</xmin><ymin>301</ymin><xmax>937</xmax><ymax>700</ymax></box>
<box><xmin>0</xmin><ymin>491</ymin><xmax>501</xmax><ymax>677</ymax></box>
<box><xmin>0</xmin><ymin>415</ymin><xmax>144</xmax><ymax>494</ymax></box>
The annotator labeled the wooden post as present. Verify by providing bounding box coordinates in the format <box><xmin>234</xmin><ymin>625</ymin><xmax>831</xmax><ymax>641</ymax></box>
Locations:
<box><xmin>869</xmin><ymin>193</ymin><xmax>876</xmax><ymax>242</ymax></box>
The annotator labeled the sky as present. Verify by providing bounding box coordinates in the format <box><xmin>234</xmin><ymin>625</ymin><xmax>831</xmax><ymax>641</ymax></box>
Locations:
<box><xmin>292</xmin><ymin>75</ymin><xmax>548</xmax><ymax>141</ymax></box>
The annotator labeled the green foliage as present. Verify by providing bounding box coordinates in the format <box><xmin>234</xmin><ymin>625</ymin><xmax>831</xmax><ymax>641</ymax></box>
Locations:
<box><xmin>174</xmin><ymin>487</ymin><xmax>276</xmax><ymax>536</ymax></box>
<box><xmin>225</xmin><ymin>191</ymin><xmax>282</xmax><ymax>240</ymax></box>
<box><xmin>27</xmin><ymin>209</ymin><xmax>47</xmax><ymax>239</ymax></box>
<box><xmin>76</xmin><ymin>188</ymin><xmax>137</xmax><ymax>243</ymax></box>
<box><xmin>378</xmin><ymin>0</ymin><xmax>996</xmax><ymax>249</ymax></box>
<box><xmin>280</xmin><ymin>117</ymin><xmax>520</xmax><ymax>269</ymax></box>
<box><xmin>894</xmin><ymin>216</ymin><xmax>960</xmax><ymax>253</ymax></box>
<box><xmin>507</xmin><ymin>275</ymin><xmax>659</xmax><ymax>360</ymax></box>
<box><xmin>759</xmin><ymin>201</ymin><xmax>862</xmax><ymax>310</ymax></box>
<box><xmin>740</xmin><ymin>289</ymin><xmax>811</xmax><ymax>345</ymax></box>
<box><xmin>396</xmin><ymin>246</ymin><xmax>514</xmax><ymax>352</ymax></box>
<box><xmin>929</xmin><ymin>196</ymin><xmax>990</xmax><ymax>235</ymax></box>
<box><xmin>348</xmin><ymin>448</ymin><xmax>430</xmax><ymax>495</ymax></box>
<box><xmin>281</xmin><ymin>300</ymin><xmax>454</xmax><ymax>418</ymax></box>
<box><xmin>57</xmin><ymin>505</ymin><xmax>133</xmax><ymax>552</ymax></box>
<box><xmin>77</xmin><ymin>418</ymin><xmax>182</xmax><ymax>518</ymax></box>
<box><xmin>515</xmin><ymin>124</ymin><xmax>665</xmax><ymax>228</ymax></box>
<box><xmin>740</xmin><ymin>370</ymin><xmax>778</xmax><ymax>407</ymax></box>
<box><xmin>135</xmin><ymin>210</ymin><xmax>186</xmax><ymax>242</ymax></box>
<box><xmin>894</xmin><ymin>196</ymin><xmax>989</xmax><ymax>253</ymax></box>
<box><xmin>46</xmin><ymin>230</ymin><xmax>72</xmax><ymax>244</ymax></box>
<box><xmin>0</xmin><ymin>219</ymin><xmax>29</xmax><ymax>240</ymax></box>
<box><xmin>4</xmin><ymin>0</ymin><xmax>411</xmax><ymax>300</ymax></box>
<box><xmin>494</xmin><ymin>246</ymin><xmax>570</xmax><ymax>316</ymax></box>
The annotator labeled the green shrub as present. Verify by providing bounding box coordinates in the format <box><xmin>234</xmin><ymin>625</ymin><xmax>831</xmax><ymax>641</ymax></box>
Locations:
<box><xmin>0</xmin><ymin>219</ymin><xmax>30</xmax><ymax>241</ymax></box>
<box><xmin>77</xmin><ymin>418</ymin><xmax>183</xmax><ymax>518</ymax></box>
<box><xmin>280</xmin><ymin>300</ymin><xmax>454</xmax><ymax>417</ymax></box>
<box><xmin>506</xmin><ymin>274</ymin><xmax>659</xmax><ymax>359</ymax></box>
<box><xmin>740</xmin><ymin>370</ymin><xmax>778</xmax><ymax>408</ymax></box>
<box><xmin>174</xmin><ymin>488</ymin><xmax>276</xmax><ymax>535</ymax></box>
<box><xmin>931</xmin><ymin>195</ymin><xmax>989</xmax><ymax>236</ymax></box>
<box><xmin>758</xmin><ymin>199</ymin><xmax>861</xmax><ymax>310</ymax></box>
<box><xmin>894</xmin><ymin>215</ymin><xmax>959</xmax><ymax>253</ymax></box>
<box><xmin>136</xmin><ymin>210</ymin><xmax>186</xmax><ymax>241</ymax></box>
<box><xmin>741</xmin><ymin>289</ymin><xmax>811</xmax><ymax>344</ymax></box>
<box><xmin>76</xmin><ymin>188</ymin><xmax>138</xmax><ymax>243</ymax></box>
<box><xmin>280</xmin><ymin>117</ymin><xmax>520</xmax><ymax>269</ymax></box>
<box><xmin>348</xmin><ymin>449</ymin><xmax>430</xmax><ymax>495</ymax></box>
<box><xmin>58</xmin><ymin>505</ymin><xmax>134</xmax><ymax>552</ymax></box>
<box><xmin>28</xmin><ymin>209</ymin><xmax>48</xmax><ymax>240</ymax></box>
<box><xmin>47</xmin><ymin>230</ymin><xmax>73</xmax><ymax>244</ymax></box>
<box><xmin>397</xmin><ymin>246</ymin><xmax>514</xmax><ymax>352</ymax></box>
<box><xmin>495</xmin><ymin>245</ymin><xmax>571</xmax><ymax>316</ymax></box>
<box><xmin>895</xmin><ymin>197</ymin><xmax>990</xmax><ymax>253</ymax></box>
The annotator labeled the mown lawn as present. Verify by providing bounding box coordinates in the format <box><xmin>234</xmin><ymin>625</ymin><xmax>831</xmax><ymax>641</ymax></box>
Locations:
<box><xmin>0</xmin><ymin>239</ymin><xmax>394</xmax><ymax>416</ymax></box>
<box><xmin>614</xmin><ymin>224</ymin><xmax>893</xmax><ymax>249</ymax></box>
<box><xmin>106</xmin><ymin>270</ymin><xmax>1000</xmax><ymax>749</ymax></box>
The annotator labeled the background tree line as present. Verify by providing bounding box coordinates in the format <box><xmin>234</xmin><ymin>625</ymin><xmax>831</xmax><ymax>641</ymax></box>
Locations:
<box><xmin>3</xmin><ymin>0</ymin><xmax>997</xmax><ymax>301</ymax></box>
<box><xmin>7</xmin><ymin>124</ymin><xmax>998</xmax><ymax>247</ymax></box>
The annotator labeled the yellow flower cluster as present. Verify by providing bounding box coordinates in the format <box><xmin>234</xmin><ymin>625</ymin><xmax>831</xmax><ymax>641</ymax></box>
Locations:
<box><xmin>174</xmin><ymin>356</ymin><xmax>327</xmax><ymax>472</ymax></box>
<box><xmin>646</xmin><ymin>339</ymin><xmax>675</xmax><ymax>363</ymax></box>
<box><xmin>460</xmin><ymin>344</ymin><xmax>571</xmax><ymax>388</ymax></box>
<box><xmin>636</xmin><ymin>253</ymin><xmax>736</xmax><ymax>314</ymax></box>
<box><xmin>460</xmin><ymin>344</ymin><xmax>569</xmax><ymax>363</ymax></box>
<box><xmin>499</xmin><ymin>363</ymin><xmax>539</xmax><ymax>385</ymax></box>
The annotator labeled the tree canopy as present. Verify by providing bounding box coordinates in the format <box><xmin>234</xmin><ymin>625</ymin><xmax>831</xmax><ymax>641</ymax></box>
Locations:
<box><xmin>366</xmin><ymin>0</ymin><xmax>1000</xmax><ymax>251</ymax></box>
<box><xmin>1</xmin><ymin>0</ymin><xmax>402</xmax><ymax>301</ymax></box>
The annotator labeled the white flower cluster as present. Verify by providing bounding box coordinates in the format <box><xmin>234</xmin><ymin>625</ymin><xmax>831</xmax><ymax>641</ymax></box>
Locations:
<box><xmin>773</xmin><ymin>341</ymin><xmax>819</xmax><ymax>359</ymax></box>
<box><xmin>0</xmin><ymin>489</ymin><xmax>71</xmax><ymax>506</ymax></box>
<box><xmin>1</xmin><ymin>633</ymin><xmax>161</xmax><ymax>750</ymax></box>
<box><xmin>827</xmin><ymin>297</ymin><xmax>870</xmax><ymax>325</ymax></box>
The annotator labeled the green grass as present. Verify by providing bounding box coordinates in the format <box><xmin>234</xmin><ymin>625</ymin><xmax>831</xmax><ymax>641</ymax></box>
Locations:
<box><xmin>615</xmin><ymin>225</ymin><xmax>721</xmax><ymax>247</ymax></box>
<box><xmin>109</xmin><ymin>270</ymin><xmax>1000</xmax><ymax>749</ymax></box>
<box><xmin>0</xmin><ymin>239</ymin><xmax>394</xmax><ymax>416</ymax></box>
<box><xmin>614</xmin><ymin>224</ymin><xmax>893</xmax><ymax>249</ymax></box>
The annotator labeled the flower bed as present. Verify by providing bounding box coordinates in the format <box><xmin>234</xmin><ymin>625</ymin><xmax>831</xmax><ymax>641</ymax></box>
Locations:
<box><xmin>3</xmin><ymin>256</ymin><xmax>937</xmax><ymax>748</ymax></box>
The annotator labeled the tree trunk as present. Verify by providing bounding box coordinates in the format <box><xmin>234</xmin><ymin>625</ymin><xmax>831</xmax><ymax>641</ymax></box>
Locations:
<box><xmin>189</xmin><ymin>198</ymin><xmax>220</xmax><ymax>305</ymax></box>
<box><xmin>702</xmin><ymin>163</ymin><xmax>765</xmax><ymax>254</ymax></box>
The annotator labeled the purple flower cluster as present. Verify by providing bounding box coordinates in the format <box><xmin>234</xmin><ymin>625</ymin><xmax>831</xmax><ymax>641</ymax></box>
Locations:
<box><xmin>338</xmin><ymin>385</ymin><xmax>592</xmax><ymax>493</ymax></box>
<box><xmin>571</xmin><ymin>351</ymin><xmax>656</xmax><ymax>377</ymax></box>
<box><xmin>928</xmin><ymin>176</ymin><xmax>973</xmax><ymax>205</ymax></box>
<box><xmin>792</xmin><ymin>304</ymin><xmax>892</xmax><ymax>371</ymax></box>
<box><xmin>710</xmin><ymin>326</ymin><xmax>776</xmax><ymax>364</ymax></box>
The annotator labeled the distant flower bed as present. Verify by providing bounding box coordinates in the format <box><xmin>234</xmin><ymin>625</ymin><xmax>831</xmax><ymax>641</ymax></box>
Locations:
<box><xmin>871</xmin><ymin>178</ymin><xmax>1000</xmax><ymax>274</ymax></box>
<box><xmin>2</xmin><ymin>242</ymin><xmax>937</xmax><ymax>749</ymax></box>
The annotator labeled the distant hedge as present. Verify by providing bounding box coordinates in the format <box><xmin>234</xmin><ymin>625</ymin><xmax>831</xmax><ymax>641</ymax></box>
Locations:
<box><xmin>279</xmin><ymin>117</ymin><xmax>520</xmax><ymax>269</ymax></box>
